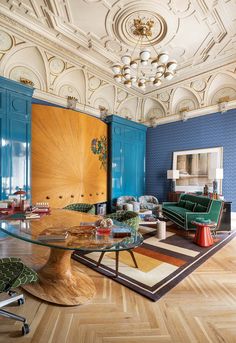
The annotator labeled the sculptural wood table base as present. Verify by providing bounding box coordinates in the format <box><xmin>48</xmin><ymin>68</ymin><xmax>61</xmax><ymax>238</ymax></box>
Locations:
<box><xmin>23</xmin><ymin>248</ymin><xmax>96</xmax><ymax>306</ymax></box>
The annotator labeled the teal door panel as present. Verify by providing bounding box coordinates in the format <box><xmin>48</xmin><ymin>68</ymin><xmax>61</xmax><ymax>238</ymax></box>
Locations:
<box><xmin>0</xmin><ymin>76</ymin><xmax>33</xmax><ymax>200</ymax></box>
<box><xmin>107</xmin><ymin>115</ymin><xmax>147</xmax><ymax>210</ymax></box>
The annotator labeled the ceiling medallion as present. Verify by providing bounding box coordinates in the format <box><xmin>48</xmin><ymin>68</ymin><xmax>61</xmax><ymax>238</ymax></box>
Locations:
<box><xmin>111</xmin><ymin>18</ymin><xmax>177</xmax><ymax>91</ymax></box>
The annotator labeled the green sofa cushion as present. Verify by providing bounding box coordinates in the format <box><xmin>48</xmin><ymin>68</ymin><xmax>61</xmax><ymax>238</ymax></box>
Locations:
<box><xmin>194</xmin><ymin>203</ymin><xmax>208</xmax><ymax>212</ymax></box>
<box><xmin>184</xmin><ymin>200</ymin><xmax>195</xmax><ymax>211</ymax></box>
<box><xmin>163</xmin><ymin>205</ymin><xmax>189</xmax><ymax>220</ymax></box>
<box><xmin>180</xmin><ymin>194</ymin><xmax>211</xmax><ymax>207</ymax></box>
<box><xmin>178</xmin><ymin>200</ymin><xmax>186</xmax><ymax>207</ymax></box>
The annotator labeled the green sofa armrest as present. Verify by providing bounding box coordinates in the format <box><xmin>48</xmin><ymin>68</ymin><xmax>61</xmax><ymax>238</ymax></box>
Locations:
<box><xmin>186</xmin><ymin>199</ymin><xmax>223</xmax><ymax>230</ymax></box>
<box><xmin>186</xmin><ymin>212</ymin><xmax>212</xmax><ymax>229</ymax></box>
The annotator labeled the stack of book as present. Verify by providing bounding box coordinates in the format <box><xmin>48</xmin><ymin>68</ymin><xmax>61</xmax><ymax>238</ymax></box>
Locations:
<box><xmin>31</xmin><ymin>202</ymin><xmax>50</xmax><ymax>214</ymax></box>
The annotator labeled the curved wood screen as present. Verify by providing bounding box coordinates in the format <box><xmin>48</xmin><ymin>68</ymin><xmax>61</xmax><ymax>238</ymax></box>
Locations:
<box><xmin>32</xmin><ymin>104</ymin><xmax>107</xmax><ymax>208</ymax></box>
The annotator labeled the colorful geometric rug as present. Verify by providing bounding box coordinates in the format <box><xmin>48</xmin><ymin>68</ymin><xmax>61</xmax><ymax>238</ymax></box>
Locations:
<box><xmin>72</xmin><ymin>224</ymin><xmax>236</xmax><ymax>301</ymax></box>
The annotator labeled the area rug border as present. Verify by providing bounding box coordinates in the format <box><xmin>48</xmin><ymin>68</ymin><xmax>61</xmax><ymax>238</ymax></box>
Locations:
<box><xmin>72</xmin><ymin>230</ymin><xmax>236</xmax><ymax>301</ymax></box>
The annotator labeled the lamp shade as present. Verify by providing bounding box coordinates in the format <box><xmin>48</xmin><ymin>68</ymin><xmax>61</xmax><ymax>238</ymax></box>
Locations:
<box><xmin>208</xmin><ymin>168</ymin><xmax>223</xmax><ymax>180</ymax></box>
<box><xmin>13</xmin><ymin>189</ymin><xmax>26</xmax><ymax>195</ymax></box>
<box><xmin>213</xmin><ymin>168</ymin><xmax>224</xmax><ymax>179</ymax></box>
<box><xmin>167</xmin><ymin>170</ymin><xmax>179</xmax><ymax>180</ymax></box>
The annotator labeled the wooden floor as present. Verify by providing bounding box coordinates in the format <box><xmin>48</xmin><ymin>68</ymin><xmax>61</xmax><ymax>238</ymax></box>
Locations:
<box><xmin>0</xmin><ymin>232</ymin><xmax>236</xmax><ymax>343</ymax></box>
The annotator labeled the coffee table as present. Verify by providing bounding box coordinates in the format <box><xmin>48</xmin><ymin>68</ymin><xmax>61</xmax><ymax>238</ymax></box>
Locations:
<box><xmin>0</xmin><ymin>209</ymin><xmax>143</xmax><ymax>306</ymax></box>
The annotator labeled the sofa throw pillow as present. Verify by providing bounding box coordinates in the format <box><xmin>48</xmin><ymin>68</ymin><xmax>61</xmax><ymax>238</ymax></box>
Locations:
<box><xmin>194</xmin><ymin>203</ymin><xmax>207</xmax><ymax>212</ymax></box>
<box><xmin>178</xmin><ymin>200</ymin><xmax>186</xmax><ymax>208</ymax></box>
<box><xmin>184</xmin><ymin>200</ymin><xmax>195</xmax><ymax>211</ymax></box>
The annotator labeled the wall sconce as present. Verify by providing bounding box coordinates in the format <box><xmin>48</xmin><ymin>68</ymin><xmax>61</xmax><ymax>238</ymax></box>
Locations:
<box><xmin>67</xmin><ymin>96</ymin><xmax>77</xmax><ymax>110</ymax></box>
<box><xmin>167</xmin><ymin>169</ymin><xmax>179</xmax><ymax>192</ymax></box>
<box><xmin>20</xmin><ymin>77</ymin><xmax>34</xmax><ymax>87</ymax></box>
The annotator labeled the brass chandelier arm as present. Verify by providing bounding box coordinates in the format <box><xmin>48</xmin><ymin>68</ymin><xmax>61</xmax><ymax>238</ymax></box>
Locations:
<box><xmin>111</xmin><ymin>18</ymin><xmax>177</xmax><ymax>90</ymax></box>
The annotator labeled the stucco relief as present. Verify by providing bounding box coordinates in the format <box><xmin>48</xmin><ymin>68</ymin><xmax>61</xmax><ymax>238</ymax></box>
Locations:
<box><xmin>211</xmin><ymin>87</ymin><xmax>236</xmax><ymax>105</ymax></box>
<box><xmin>191</xmin><ymin>79</ymin><xmax>207</xmax><ymax>92</ymax></box>
<box><xmin>9</xmin><ymin>66</ymin><xmax>41</xmax><ymax>89</ymax></box>
<box><xmin>0</xmin><ymin>13</ymin><xmax>235</xmax><ymax>125</ymax></box>
<box><xmin>119</xmin><ymin>107</ymin><xmax>133</xmax><ymax>119</ymax></box>
<box><xmin>0</xmin><ymin>30</ymin><xmax>13</xmax><ymax>51</ymax></box>
<box><xmin>59</xmin><ymin>84</ymin><xmax>80</xmax><ymax>102</ymax></box>
<box><xmin>89</xmin><ymin>76</ymin><xmax>101</xmax><ymax>90</ymax></box>
<box><xmin>94</xmin><ymin>97</ymin><xmax>110</xmax><ymax>114</ymax></box>
<box><xmin>49</xmin><ymin>57</ymin><xmax>65</xmax><ymax>74</ymax></box>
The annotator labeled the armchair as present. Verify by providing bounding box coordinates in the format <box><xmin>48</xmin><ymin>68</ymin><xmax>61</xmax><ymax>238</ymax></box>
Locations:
<box><xmin>0</xmin><ymin>257</ymin><xmax>38</xmax><ymax>335</ymax></box>
<box><xmin>138</xmin><ymin>195</ymin><xmax>159</xmax><ymax>213</ymax></box>
<box><xmin>116</xmin><ymin>196</ymin><xmax>137</xmax><ymax>211</ymax></box>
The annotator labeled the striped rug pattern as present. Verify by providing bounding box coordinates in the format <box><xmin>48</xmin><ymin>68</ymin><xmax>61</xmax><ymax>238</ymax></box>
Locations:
<box><xmin>72</xmin><ymin>224</ymin><xmax>236</xmax><ymax>301</ymax></box>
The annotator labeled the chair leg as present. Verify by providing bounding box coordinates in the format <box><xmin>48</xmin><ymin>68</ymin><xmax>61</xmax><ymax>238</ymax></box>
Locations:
<box><xmin>115</xmin><ymin>251</ymin><xmax>119</xmax><ymax>277</ymax></box>
<box><xmin>97</xmin><ymin>251</ymin><xmax>106</xmax><ymax>267</ymax></box>
<box><xmin>128</xmin><ymin>250</ymin><xmax>138</xmax><ymax>268</ymax></box>
<box><xmin>0</xmin><ymin>309</ymin><xmax>26</xmax><ymax>323</ymax></box>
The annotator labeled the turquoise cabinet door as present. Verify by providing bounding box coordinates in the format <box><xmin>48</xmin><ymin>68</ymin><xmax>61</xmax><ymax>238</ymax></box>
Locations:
<box><xmin>107</xmin><ymin>115</ymin><xmax>147</xmax><ymax>210</ymax></box>
<box><xmin>0</xmin><ymin>76</ymin><xmax>33</xmax><ymax>200</ymax></box>
<box><xmin>8</xmin><ymin>117</ymin><xmax>31</xmax><ymax>197</ymax></box>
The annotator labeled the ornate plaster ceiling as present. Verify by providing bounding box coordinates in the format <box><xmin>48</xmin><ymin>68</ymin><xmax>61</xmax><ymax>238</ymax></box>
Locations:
<box><xmin>0</xmin><ymin>0</ymin><xmax>236</xmax><ymax>125</ymax></box>
<box><xmin>0</xmin><ymin>0</ymin><xmax>235</xmax><ymax>94</ymax></box>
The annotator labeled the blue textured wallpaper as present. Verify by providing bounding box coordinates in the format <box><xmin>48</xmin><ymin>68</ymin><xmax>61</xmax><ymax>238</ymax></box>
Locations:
<box><xmin>146</xmin><ymin>109</ymin><xmax>236</xmax><ymax>211</ymax></box>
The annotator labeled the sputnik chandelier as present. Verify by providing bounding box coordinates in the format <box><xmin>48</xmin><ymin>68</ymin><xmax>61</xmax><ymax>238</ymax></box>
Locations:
<box><xmin>111</xmin><ymin>18</ymin><xmax>177</xmax><ymax>90</ymax></box>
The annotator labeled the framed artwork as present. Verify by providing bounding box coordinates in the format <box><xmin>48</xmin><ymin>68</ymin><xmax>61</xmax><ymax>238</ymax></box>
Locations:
<box><xmin>173</xmin><ymin>147</ymin><xmax>223</xmax><ymax>193</ymax></box>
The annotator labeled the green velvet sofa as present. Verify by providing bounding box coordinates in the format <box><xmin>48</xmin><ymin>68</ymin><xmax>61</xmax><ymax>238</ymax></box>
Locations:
<box><xmin>162</xmin><ymin>194</ymin><xmax>223</xmax><ymax>231</ymax></box>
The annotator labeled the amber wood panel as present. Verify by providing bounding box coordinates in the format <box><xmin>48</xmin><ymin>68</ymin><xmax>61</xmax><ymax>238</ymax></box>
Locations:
<box><xmin>32</xmin><ymin>105</ymin><xmax>107</xmax><ymax>207</ymax></box>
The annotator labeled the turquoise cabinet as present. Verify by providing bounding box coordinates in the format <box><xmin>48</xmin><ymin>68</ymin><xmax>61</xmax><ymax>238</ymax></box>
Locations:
<box><xmin>0</xmin><ymin>76</ymin><xmax>33</xmax><ymax>199</ymax></box>
<box><xmin>106</xmin><ymin>115</ymin><xmax>147</xmax><ymax>210</ymax></box>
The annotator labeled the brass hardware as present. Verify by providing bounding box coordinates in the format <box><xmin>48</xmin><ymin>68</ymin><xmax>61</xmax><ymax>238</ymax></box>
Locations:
<box><xmin>218</xmin><ymin>96</ymin><xmax>230</xmax><ymax>103</ymax></box>
<box><xmin>20</xmin><ymin>77</ymin><xmax>34</xmax><ymax>87</ymax></box>
<box><xmin>133</xmin><ymin>18</ymin><xmax>154</xmax><ymax>37</ymax></box>
<box><xmin>179</xmin><ymin>107</ymin><xmax>189</xmax><ymax>113</ymax></box>
<box><xmin>67</xmin><ymin>96</ymin><xmax>78</xmax><ymax>101</ymax></box>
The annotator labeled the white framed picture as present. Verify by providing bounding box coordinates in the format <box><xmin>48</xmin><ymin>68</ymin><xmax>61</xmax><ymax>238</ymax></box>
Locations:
<box><xmin>173</xmin><ymin>147</ymin><xmax>223</xmax><ymax>193</ymax></box>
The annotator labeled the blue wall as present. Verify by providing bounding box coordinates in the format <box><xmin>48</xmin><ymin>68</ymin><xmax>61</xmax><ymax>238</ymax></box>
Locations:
<box><xmin>146</xmin><ymin>109</ymin><xmax>236</xmax><ymax>211</ymax></box>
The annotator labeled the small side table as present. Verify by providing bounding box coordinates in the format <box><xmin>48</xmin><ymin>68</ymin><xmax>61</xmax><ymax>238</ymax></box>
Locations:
<box><xmin>191</xmin><ymin>221</ymin><xmax>216</xmax><ymax>247</ymax></box>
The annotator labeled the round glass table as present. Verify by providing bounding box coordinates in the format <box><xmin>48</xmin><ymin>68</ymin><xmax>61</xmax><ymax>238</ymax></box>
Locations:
<box><xmin>0</xmin><ymin>209</ymin><xmax>143</xmax><ymax>305</ymax></box>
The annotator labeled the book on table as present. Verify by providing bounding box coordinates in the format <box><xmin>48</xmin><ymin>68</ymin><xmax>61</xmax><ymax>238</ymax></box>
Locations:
<box><xmin>112</xmin><ymin>227</ymin><xmax>131</xmax><ymax>238</ymax></box>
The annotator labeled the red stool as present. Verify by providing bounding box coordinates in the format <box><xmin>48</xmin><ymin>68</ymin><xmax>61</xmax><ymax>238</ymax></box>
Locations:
<box><xmin>192</xmin><ymin>221</ymin><xmax>216</xmax><ymax>247</ymax></box>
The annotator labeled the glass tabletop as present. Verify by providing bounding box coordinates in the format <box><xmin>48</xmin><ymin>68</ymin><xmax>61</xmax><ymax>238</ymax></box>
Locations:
<box><xmin>0</xmin><ymin>208</ymin><xmax>143</xmax><ymax>252</ymax></box>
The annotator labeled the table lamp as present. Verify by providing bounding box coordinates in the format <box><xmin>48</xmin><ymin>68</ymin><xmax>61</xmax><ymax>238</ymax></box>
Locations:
<box><xmin>13</xmin><ymin>189</ymin><xmax>26</xmax><ymax>209</ymax></box>
<box><xmin>212</xmin><ymin>168</ymin><xmax>223</xmax><ymax>194</ymax></box>
<box><xmin>167</xmin><ymin>170</ymin><xmax>180</xmax><ymax>192</ymax></box>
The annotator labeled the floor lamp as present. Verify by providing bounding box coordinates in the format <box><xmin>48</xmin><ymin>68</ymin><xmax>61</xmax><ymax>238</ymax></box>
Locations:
<box><xmin>167</xmin><ymin>170</ymin><xmax>180</xmax><ymax>192</ymax></box>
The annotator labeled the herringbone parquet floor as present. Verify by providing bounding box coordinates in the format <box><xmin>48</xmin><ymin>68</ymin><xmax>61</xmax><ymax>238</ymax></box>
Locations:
<box><xmin>0</xmin><ymin>231</ymin><xmax>235</xmax><ymax>343</ymax></box>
